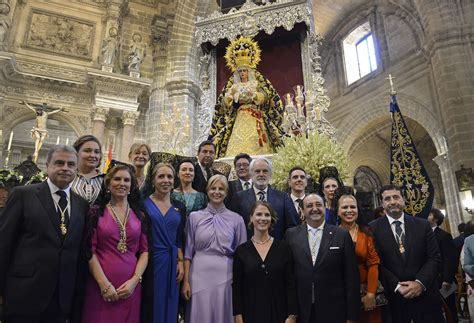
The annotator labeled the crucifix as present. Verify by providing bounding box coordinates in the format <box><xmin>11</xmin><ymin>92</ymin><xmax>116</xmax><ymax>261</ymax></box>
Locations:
<box><xmin>387</xmin><ymin>74</ymin><xmax>397</xmax><ymax>96</ymax></box>
<box><xmin>20</xmin><ymin>101</ymin><xmax>66</xmax><ymax>163</ymax></box>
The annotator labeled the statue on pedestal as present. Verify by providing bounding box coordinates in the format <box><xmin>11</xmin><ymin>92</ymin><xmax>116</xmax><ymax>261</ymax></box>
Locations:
<box><xmin>20</xmin><ymin>101</ymin><xmax>65</xmax><ymax>163</ymax></box>
<box><xmin>128</xmin><ymin>33</ymin><xmax>147</xmax><ymax>75</ymax></box>
<box><xmin>208</xmin><ymin>36</ymin><xmax>285</xmax><ymax>158</ymax></box>
<box><xmin>101</xmin><ymin>27</ymin><xmax>120</xmax><ymax>71</ymax></box>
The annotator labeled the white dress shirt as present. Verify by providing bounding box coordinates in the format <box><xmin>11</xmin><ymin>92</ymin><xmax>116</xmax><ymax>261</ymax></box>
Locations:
<box><xmin>239</xmin><ymin>178</ymin><xmax>252</xmax><ymax>190</ymax></box>
<box><xmin>47</xmin><ymin>178</ymin><xmax>71</xmax><ymax>218</ymax></box>
<box><xmin>291</xmin><ymin>193</ymin><xmax>305</xmax><ymax>213</ymax></box>
<box><xmin>386</xmin><ymin>213</ymin><xmax>405</xmax><ymax>241</ymax></box>
<box><xmin>307</xmin><ymin>221</ymin><xmax>324</xmax><ymax>265</ymax></box>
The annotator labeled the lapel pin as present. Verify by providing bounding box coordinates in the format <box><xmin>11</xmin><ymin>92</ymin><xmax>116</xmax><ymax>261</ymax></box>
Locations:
<box><xmin>329</xmin><ymin>231</ymin><xmax>333</xmax><ymax>235</ymax></box>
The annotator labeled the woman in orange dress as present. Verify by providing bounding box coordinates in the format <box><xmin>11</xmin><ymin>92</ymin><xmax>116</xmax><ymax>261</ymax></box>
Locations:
<box><xmin>336</xmin><ymin>192</ymin><xmax>382</xmax><ymax>323</ymax></box>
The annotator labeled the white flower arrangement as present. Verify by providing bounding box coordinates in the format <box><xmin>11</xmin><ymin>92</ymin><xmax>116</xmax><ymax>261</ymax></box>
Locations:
<box><xmin>272</xmin><ymin>133</ymin><xmax>349</xmax><ymax>191</ymax></box>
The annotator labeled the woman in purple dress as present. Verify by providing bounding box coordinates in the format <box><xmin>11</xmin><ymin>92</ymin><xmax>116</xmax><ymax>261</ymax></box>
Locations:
<box><xmin>182</xmin><ymin>174</ymin><xmax>247</xmax><ymax>323</ymax></box>
<box><xmin>82</xmin><ymin>165</ymin><xmax>149</xmax><ymax>323</ymax></box>
<box><xmin>142</xmin><ymin>162</ymin><xmax>186</xmax><ymax>323</ymax></box>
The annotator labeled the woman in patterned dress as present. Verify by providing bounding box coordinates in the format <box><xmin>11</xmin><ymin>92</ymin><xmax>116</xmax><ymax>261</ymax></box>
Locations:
<box><xmin>71</xmin><ymin>135</ymin><xmax>104</xmax><ymax>204</ymax></box>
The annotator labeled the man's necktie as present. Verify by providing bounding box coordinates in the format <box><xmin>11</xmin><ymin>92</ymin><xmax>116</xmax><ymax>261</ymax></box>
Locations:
<box><xmin>309</xmin><ymin>228</ymin><xmax>321</xmax><ymax>265</ymax></box>
<box><xmin>296</xmin><ymin>198</ymin><xmax>304</xmax><ymax>210</ymax></box>
<box><xmin>243</xmin><ymin>182</ymin><xmax>250</xmax><ymax>190</ymax></box>
<box><xmin>56</xmin><ymin>190</ymin><xmax>70</xmax><ymax>228</ymax></box>
<box><xmin>257</xmin><ymin>190</ymin><xmax>265</xmax><ymax>201</ymax></box>
<box><xmin>394</xmin><ymin>220</ymin><xmax>405</xmax><ymax>254</ymax></box>
<box><xmin>205</xmin><ymin>167</ymin><xmax>212</xmax><ymax>180</ymax></box>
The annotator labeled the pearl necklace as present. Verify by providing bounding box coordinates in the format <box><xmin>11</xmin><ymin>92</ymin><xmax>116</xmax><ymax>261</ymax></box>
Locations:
<box><xmin>251</xmin><ymin>236</ymin><xmax>273</xmax><ymax>245</ymax></box>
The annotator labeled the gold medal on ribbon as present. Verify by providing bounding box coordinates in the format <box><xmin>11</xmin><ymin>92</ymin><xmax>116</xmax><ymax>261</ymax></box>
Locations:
<box><xmin>399</xmin><ymin>244</ymin><xmax>405</xmax><ymax>254</ymax></box>
<box><xmin>60</xmin><ymin>224</ymin><xmax>67</xmax><ymax>236</ymax></box>
<box><xmin>117</xmin><ymin>240</ymin><xmax>128</xmax><ymax>253</ymax></box>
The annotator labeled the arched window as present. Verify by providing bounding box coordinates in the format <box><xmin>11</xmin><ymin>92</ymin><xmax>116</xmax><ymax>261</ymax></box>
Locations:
<box><xmin>343</xmin><ymin>22</ymin><xmax>378</xmax><ymax>85</ymax></box>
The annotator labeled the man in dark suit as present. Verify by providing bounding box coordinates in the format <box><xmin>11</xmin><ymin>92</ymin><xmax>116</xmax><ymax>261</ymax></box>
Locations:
<box><xmin>453</xmin><ymin>222</ymin><xmax>466</xmax><ymax>252</ymax></box>
<box><xmin>192</xmin><ymin>140</ymin><xmax>218</xmax><ymax>193</ymax></box>
<box><xmin>287</xmin><ymin>167</ymin><xmax>308</xmax><ymax>222</ymax></box>
<box><xmin>226</xmin><ymin>153</ymin><xmax>252</xmax><ymax>206</ymax></box>
<box><xmin>231</xmin><ymin>156</ymin><xmax>299</xmax><ymax>239</ymax></box>
<box><xmin>286</xmin><ymin>193</ymin><xmax>359</xmax><ymax>323</ymax></box>
<box><xmin>228</xmin><ymin>153</ymin><xmax>252</xmax><ymax>195</ymax></box>
<box><xmin>370</xmin><ymin>184</ymin><xmax>443</xmax><ymax>323</ymax></box>
<box><xmin>0</xmin><ymin>145</ymin><xmax>89</xmax><ymax>323</ymax></box>
<box><xmin>428</xmin><ymin>207</ymin><xmax>459</xmax><ymax>322</ymax></box>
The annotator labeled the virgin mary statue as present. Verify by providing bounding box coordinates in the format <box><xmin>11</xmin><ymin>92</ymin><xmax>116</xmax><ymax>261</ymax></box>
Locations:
<box><xmin>208</xmin><ymin>36</ymin><xmax>286</xmax><ymax>158</ymax></box>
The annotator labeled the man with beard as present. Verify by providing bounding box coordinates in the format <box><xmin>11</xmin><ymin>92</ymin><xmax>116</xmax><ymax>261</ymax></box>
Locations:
<box><xmin>369</xmin><ymin>184</ymin><xmax>443</xmax><ymax>323</ymax></box>
<box><xmin>288</xmin><ymin>167</ymin><xmax>308</xmax><ymax>223</ymax></box>
<box><xmin>231</xmin><ymin>156</ymin><xmax>299</xmax><ymax>239</ymax></box>
<box><xmin>286</xmin><ymin>193</ymin><xmax>359</xmax><ymax>323</ymax></box>
<box><xmin>0</xmin><ymin>145</ymin><xmax>89</xmax><ymax>323</ymax></box>
<box><xmin>192</xmin><ymin>140</ymin><xmax>220</xmax><ymax>193</ymax></box>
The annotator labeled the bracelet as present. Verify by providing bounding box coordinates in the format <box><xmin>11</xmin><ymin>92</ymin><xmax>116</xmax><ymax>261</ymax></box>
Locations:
<box><xmin>177</xmin><ymin>258</ymin><xmax>184</xmax><ymax>262</ymax></box>
<box><xmin>287</xmin><ymin>314</ymin><xmax>297</xmax><ymax>320</ymax></box>
<box><xmin>133</xmin><ymin>272</ymin><xmax>142</xmax><ymax>283</ymax></box>
<box><xmin>101</xmin><ymin>283</ymin><xmax>112</xmax><ymax>295</ymax></box>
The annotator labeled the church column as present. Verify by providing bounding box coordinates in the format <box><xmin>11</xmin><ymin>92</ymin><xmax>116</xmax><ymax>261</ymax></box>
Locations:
<box><xmin>433</xmin><ymin>152</ymin><xmax>464</xmax><ymax>233</ymax></box>
<box><xmin>120</xmin><ymin>111</ymin><xmax>139</xmax><ymax>162</ymax></box>
<box><xmin>91</xmin><ymin>106</ymin><xmax>109</xmax><ymax>144</ymax></box>
<box><xmin>412</xmin><ymin>1</ymin><xmax>474</xmax><ymax>171</ymax></box>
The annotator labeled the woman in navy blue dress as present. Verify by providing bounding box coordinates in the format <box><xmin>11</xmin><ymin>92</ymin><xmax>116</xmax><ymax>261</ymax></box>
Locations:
<box><xmin>142</xmin><ymin>162</ymin><xmax>185</xmax><ymax>323</ymax></box>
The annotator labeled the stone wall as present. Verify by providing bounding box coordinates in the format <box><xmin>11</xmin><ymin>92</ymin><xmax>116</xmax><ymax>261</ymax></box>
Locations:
<box><xmin>320</xmin><ymin>1</ymin><xmax>473</xmax><ymax>231</ymax></box>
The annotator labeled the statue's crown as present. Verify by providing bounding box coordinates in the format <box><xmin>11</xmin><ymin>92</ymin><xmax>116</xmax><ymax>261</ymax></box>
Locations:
<box><xmin>224</xmin><ymin>36</ymin><xmax>261</xmax><ymax>72</ymax></box>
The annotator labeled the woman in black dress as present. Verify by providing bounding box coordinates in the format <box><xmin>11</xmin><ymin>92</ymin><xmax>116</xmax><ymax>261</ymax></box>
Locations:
<box><xmin>232</xmin><ymin>201</ymin><xmax>298</xmax><ymax>323</ymax></box>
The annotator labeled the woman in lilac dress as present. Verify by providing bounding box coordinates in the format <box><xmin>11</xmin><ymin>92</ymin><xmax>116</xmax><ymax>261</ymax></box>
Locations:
<box><xmin>82</xmin><ymin>165</ymin><xmax>149</xmax><ymax>323</ymax></box>
<box><xmin>182</xmin><ymin>174</ymin><xmax>247</xmax><ymax>323</ymax></box>
<box><xmin>141</xmin><ymin>162</ymin><xmax>186</xmax><ymax>323</ymax></box>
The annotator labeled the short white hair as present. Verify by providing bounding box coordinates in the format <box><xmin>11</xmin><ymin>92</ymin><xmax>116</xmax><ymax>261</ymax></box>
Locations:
<box><xmin>249</xmin><ymin>157</ymin><xmax>273</xmax><ymax>175</ymax></box>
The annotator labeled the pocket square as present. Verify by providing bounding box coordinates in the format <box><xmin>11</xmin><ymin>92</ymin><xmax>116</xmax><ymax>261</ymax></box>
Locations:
<box><xmin>329</xmin><ymin>246</ymin><xmax>340</xmax><ymax>250</ymax></box>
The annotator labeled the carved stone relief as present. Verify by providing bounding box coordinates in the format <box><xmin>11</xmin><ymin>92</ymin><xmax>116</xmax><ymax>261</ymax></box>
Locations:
<box><xmin>24</xmin><ymin>9</ymin><xmax>95</xmax><ymax>59</ymax></box>
<box><xmin>122</xmin><ymin>111</ymin><xmax>140</xmax><ymax>126</ymax></box>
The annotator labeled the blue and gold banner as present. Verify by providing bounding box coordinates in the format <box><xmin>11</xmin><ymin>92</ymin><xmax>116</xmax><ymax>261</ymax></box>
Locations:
<box><xmin>390</xmin><ymin>95</ymin><xmax>434</xmax><ymax>218</ymax></box>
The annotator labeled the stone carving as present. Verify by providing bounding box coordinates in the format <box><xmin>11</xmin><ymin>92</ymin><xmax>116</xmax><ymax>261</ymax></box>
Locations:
<box><xmin>128</xmin><ymin>33</ymin><xmax>147</xmax><ymax>72</ymax></box>
<box><xmin>92</xmin><ymin>106</ymin><xmax>109</xmax><ymax>122</ymax></box>
<box><xmin>16</xmin><ymin>61</ymin><xmax>88</xmax><ymax>83</ymax></box>
<box><xmin>101</xmin><ymin>27</ymin><xmax>120</xmax><ymax>68</ymax></box>
<box><xmin>25</xmin><ymin>10</ymin><xmax>95</xmax><ymax>59</ymax></box>
<box><xmin>122</xmin><ymin>111</ymin><xmax>140</xmax><ymax>126</ymax></box>
<box><xmin>196</xmin><ymin>1</ymin><xmax>312</xmax><ymax>45</ymax></box>
<box><xmin>0</xmin><ymin>18</ymin><xmax>9</xmax><ymax>48</ymax></box>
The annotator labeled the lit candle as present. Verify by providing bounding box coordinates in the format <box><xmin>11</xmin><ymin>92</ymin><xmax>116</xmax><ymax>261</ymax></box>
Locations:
<box><xmin>56</xmin><ymin>136</ymin><xmax>60</xmax><ymax>145</ymax></box>
<box><xmin>7</xmin><ymin>131</ymin><xmax>13</xmax><ymax>151</ymax></box>
<box><xmin>66</xmin><ymin>138</ymin><xmax>69</xmax><ymax>145</ymax></box>
<box><xmin>286</xmin><ymin>93</ymin><xmax>291</xmax><ymax>105</ymax></box>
